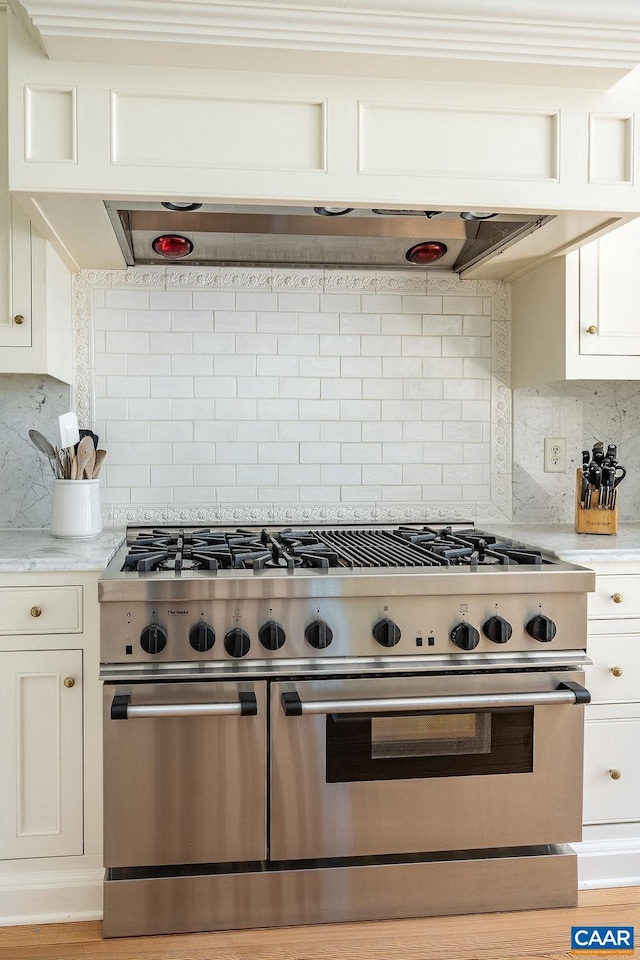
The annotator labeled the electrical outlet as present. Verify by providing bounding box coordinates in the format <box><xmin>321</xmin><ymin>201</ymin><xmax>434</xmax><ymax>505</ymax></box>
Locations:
<box><xmin>544</xmin><ymin>438</ymin><xmax>566</xmax><ymax>473</ymax></box>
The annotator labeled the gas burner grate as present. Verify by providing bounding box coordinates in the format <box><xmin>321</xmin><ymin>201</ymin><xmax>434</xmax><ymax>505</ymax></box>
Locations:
<box><xmin>120</xmin><ymin>525</ymin><xmax>548</xmax><ymax>573</ymax></box>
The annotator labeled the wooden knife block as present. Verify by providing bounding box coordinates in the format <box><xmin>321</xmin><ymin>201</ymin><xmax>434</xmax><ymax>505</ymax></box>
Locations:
<box><xmin>575</xmin><ymin>468</ymin><xmax>618</xmax><ymax>535</ymax></box>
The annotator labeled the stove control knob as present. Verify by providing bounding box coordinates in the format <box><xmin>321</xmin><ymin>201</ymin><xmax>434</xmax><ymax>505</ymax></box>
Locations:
<box><xmin>305</xmin><ymin>619</ymin><xmax>333</xmax><ymax>649</ymax></box>
<box><xmin>140</xmin><ymin>623</ymin><xmax>167</xmax><ymax>655</ymax></box>
<box><xmin>372</xmin><ymin>618</ymin><xmax>401</xmax><ymax>647</ymax></box>
<box><xmin>259</xmin><ymin>620</ymin><xmax>286</xmax><ymax>651</ymax></box>
<box><xmin>224</xmin><ymin>628</ymin><xmax>251</xmax><ymax>659</ymax></box>
<box><xmin>450</xmin><ymin>622</ymin><xmax>480</xmax><ymax>651</ymax></box>
<box><xmin>526</xmin><ymin>614</ymin><xmax>557</xmax><ymax>643</ymax></box>
<box><xmin>189</xmin><ymin>621</ymin><xmax>215</xmax><ymax>653</ymax></box>
<box><xmin>483</xmin><ymin>616</ymin><xmax>513</xmax><ymax>645</ymax></box>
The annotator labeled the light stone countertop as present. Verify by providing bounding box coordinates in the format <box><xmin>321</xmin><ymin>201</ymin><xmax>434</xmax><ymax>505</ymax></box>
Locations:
<box><xmin>488</xmin><ymin>523</ymin><xmax>640</xmax><ymax>564</ymax></box>
<box><xmin>0</xmin><ymin>526</ymin><xmax>126</xmax><ymax>572</ymax></box>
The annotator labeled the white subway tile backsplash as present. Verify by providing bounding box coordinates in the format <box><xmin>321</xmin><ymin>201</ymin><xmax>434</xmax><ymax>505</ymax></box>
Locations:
<box><xmin>320</xmin><ymin>421</ymin><xmax>361</xmax><ymax>442</ymax></box>
<box><xmin>105</xmin><ymin>376</ymin><xmax>149</xmax><ymax>398</ymax></box>
<box><xmin>151</xmin><ymin>376</ymin><xmax>193</xmax><ymax>398</ymax></box>
<box><xmin>320</xmin><ymin>335</ymin><xmax>360</xmax><ymax>356</ymax></box>
<box><xmin>127</xmin><ymin>442</ymin><xmax>172</xmax><ymax>465</ymax></box>
<box><xmin>381</xmin><ymin>314</ymin><xmax>421</xmax><ymax>335</ymax></box>
<box><xmin>340</xmin><ymin>314</ymin><xmax>381</xmax><ymax>335</ymax></box>
<box><xmin>193</xmin><ymin>292</ymin><xmax>235</xmax><ymax>310</ymax></box>
<box><xmin>443</xmin><ymin>296</ymin><xmax>483</xmax><ymax>315</ymax></box>
<box><xmin>258</xmin><ymin>355</ymin><xmax>299</xmax><ymax>377</ymax></box>
<box><xmin>105</xmin><ymin>289</ymin><xmax>149</xmax><ymax>310</ymax></box>
<box><xmin>172</xmin><ymin>354</ymin><xmax>213</xmax><ymax>376</ymax></box>
<box><xmin>216</xmin><ymin>398</ymin><xmax>257</xmax><ymax>420</ymax></box>
<box><xmin>278</xmin><ymin>334</ymin><xmax>319</xmax><ymax>355</ymax></box>
<box><xmin>149</xmin><ymin>421</ymin><xmax>194</xmax><ymax>441</ymax></box>
<box><xmin>298</xmin><ymin>312</ymin><xmax>339</xmax><ymax>334</ymax></box>
<box><xmin>342</xmin><ymin>357</ymin><xmax>382</xmax><ymax>378</ymax></box>
<box><xmin>257</xmin><ymin>313</ymin><xmax>299</xmax><ymax>334</ymax></box>
<box><xmin>149</xmin><ymin>291</ymin><xmax>192</xmax><ymax>310</ymax></box>
<box><xmin>194</xmin><ymin>377</ymin><xmax>237</xmax><ymax>398</ymax></box>
<box><xmin>280</xmin><ymin>378</ymin><xmax>320</xmax><ymax>399</ymax></box>
<box><xmin>215</xmin><ymin>311</ymin><xmax>256</xmax><ymax>332</ymax></box>
<box><xmin>278</xmin><ymin>293</ymin><xmax>320</xmax><ymax>312</ymax></box>
<box><xmin>85</xmin><ymin>269</ymin><xmax>508</xmax><ymax>521</ymax></box>
<box><xmin>421</xmin><ymin>316</ymin><xmax>462</xmax><ymax>336</ymax></box>
<box><xmin>171</xmin><ymin>311</ymin><xmax>214</xmax><ymax>332</ymax></box>
<box><xmin>342</xmin><ymin>443</ymin><xmax>381</xmax><ymax>463</ymax></box>
<box><xmin>280</xmin><ymin>422</ymin><xmax>320</xmax><ymax>441</ymax></box>
<box><xmin>130</xmin><ymin>355</ymin><xmax>172</xmax><ymax>376</ymax></box>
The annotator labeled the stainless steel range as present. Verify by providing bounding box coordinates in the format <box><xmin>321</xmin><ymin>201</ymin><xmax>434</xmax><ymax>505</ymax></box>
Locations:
<box><xmin>99</xmin><ymin>523</ymin><xmax>594</xmax><ymax>938</ymax></box>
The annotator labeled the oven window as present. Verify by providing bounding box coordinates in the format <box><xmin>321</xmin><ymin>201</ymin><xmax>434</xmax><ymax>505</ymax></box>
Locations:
<box><xmin>325</xmin><ymin>708</ymin><xmax>533</xmax><ymax>782</ymax></box>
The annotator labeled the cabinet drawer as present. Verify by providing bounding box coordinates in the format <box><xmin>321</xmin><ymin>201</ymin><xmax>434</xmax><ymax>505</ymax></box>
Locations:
<box><xmin>583</xmin><ymin>718</ymin><xmax>640</xmax><ymax>823</ymax></box>
<box><xmin>0</xmin><ymin>586</ymin><xmax>82</xmax><ymax>634</ymax></box>
<box><xmin>588</xmin><ymin>576</ymin><xmax>640</xmax><ymax>619</ymax></box>
<box><xmin>586</xmin><ymin>635</ymin><xmax>640</xmax><ymax>703</ymax></box>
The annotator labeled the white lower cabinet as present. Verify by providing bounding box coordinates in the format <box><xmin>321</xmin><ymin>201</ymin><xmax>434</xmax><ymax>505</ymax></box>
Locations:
<box><xmin>578</xmin><ymin>566</ymin><xmax>640</xmax><ymax>888</ymax></box>
<box><xmin>0</xmin><ymin>570</ymin><xmax>103</xmax><ymax>925</ymax></box>
<box><xmin>0</xmin><ymin>649</ymin><xmax>83</xmax><ymax>859</ymax></box>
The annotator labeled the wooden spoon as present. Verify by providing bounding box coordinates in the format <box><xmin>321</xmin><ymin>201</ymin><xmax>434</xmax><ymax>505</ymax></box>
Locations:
<box><xmin>75</xmin><ymin>435</ymin><xmax>95</xmax><ymax>480</ymax></box>
<box><xmin>91</xmin><ymin>449</ymin><xmax>107</xmax><ymax>478</ymax></box>
<box><xmin>83</xmin><ymin>446</ymin><xmax>96</xmax><ymax>479</ymax></box>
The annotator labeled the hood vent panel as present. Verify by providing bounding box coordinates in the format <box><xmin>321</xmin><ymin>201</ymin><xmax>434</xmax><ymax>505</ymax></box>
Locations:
<box><xmin>106</xmin><ymin>202</ymin><xmax>552</xmax><ymax>273</ymax></box>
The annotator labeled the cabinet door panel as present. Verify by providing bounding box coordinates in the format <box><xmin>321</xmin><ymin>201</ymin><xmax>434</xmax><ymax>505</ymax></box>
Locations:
<box><xmin>583</xmin><ymin>717</ymin><xmax>640</xmax><ymax>824</ymax></box>
<box><xmin>0</xmin><ymin>585</ymin><xmax>83</xmax><ymax>634</ymax></box>
<box><xmin>0</xmin><ymin>649</ymin><xmax>83</xmax><ymax>859</ymax></box>
<box><xmin>588</xmin><ymin>576</ymin><xmax>640</xmax><ymax>619</ymax></box>
<box><xmin>579</xmin><ymin>221</ymin><xmax>640</xmax><ymax>357</ymax></box>
<box><xmin>587</xmin><ymin>634</ymin><xmax>640</xmax><ymax>703</ymax></box>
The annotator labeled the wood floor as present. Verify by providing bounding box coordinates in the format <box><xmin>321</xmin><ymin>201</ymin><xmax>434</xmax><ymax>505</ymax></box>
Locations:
<box><xmin>1</xmin><ymin>888</ymin><xmax>639</xmax><ymax>960</ymax></box>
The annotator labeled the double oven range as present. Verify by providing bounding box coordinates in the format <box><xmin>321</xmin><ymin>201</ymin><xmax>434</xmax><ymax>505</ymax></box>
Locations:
<box><xmin>99</xmin><ymin>523</ymin><xmax>594</xmax><ymax>938</ymax></box>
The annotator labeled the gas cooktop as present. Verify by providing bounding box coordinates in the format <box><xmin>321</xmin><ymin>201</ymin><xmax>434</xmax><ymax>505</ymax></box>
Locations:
<box><xmin>116</xmin><ymin>523</ymin><xmax>552</xmax><ymax>575</ymax></box>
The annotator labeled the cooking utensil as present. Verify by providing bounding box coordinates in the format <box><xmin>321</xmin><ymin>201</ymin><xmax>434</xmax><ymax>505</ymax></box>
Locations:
<box><xmin>59</xmin><ymin>411</ymin><xmax>80</xmax><ymax>450</ymax></box>
<box><xmin>76</xmin><ymin>435</ymin><xmax>95</xmax><ymax>480</ymax></box>
<box><xmin>91</xmin><ymin>449</ymin><xmax>107</xmax><ymax>478</ymax></box>
<box><xmin>28</xmin><ymin>429</ymin><xmax>61</xmax><ymax>477</ymax></box>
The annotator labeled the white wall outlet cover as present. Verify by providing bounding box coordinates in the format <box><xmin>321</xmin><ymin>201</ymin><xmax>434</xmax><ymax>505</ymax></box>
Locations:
<box><xmin>544</xmin><ymin>437</ymin><xmax>566</xmax><ymax>473</ymax></box>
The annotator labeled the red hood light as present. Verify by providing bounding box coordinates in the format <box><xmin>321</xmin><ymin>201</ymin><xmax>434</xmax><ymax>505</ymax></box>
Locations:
<box><xmin>405</xmin><ymin>241</ymin><xmax>448</xmax><ymax>264</ymax></box>
<box><xmin>152</xmin><ymin>234</ymin><xmax>194</xmax><ymax>259</ymax></box>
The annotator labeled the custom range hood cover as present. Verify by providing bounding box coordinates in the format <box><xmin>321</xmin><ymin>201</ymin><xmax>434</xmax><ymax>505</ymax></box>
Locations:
<box><xmin>105</xmin><ymin>202</ymin><xmax>553</xmax><ymax>273</ymax></box>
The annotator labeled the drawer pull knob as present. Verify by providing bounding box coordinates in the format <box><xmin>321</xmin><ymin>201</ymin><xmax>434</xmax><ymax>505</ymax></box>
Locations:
<box><xmin>63</xmin><ymin>677</ymin><xmax>75</xmax><ymax>688</ymax></box>
<box><xmin>30</xmin><ymin>605</ymin><xmax>42</xmax><ymax>618</ymax></box>
<box><xmin>612</xmin><ymin>593</ymin><xmax>623</xmax><ymax>603</ymax></box>
<box><xmin>587</xmin><ymin>325</ymin><xmax>598</xmax><ymax>335</ymax></box>
<box><xmin>609</xmin><ymin>769</ymin><xmax>622</xmax><ymax>780</ymax></box>
<box><xmin>14</xmin><ymin>314</ymin><xmax>24</xmax><ymax>325</ymax></box>
<box><xmin>611</xmin><ymin>666</ymin><xmax>623</xmax><ymax>677</ymax></box>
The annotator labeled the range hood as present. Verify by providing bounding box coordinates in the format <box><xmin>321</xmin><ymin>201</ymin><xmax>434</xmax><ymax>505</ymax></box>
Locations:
<box><xmin>105</xmin><ymin>202</ymin><xmax>553</xmax><ymax>274</ymax></box>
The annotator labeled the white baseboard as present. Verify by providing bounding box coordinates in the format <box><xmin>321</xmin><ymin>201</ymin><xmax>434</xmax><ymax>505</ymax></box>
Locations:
<box><xmin>576</xmin><ymin>838</ymin><xmax>640</xmax><ymax>889</ymax></box>
<box><xmin>0</xmin><ymin>868</ymin><xmax>103</xmax><ymax>926</ymax></box>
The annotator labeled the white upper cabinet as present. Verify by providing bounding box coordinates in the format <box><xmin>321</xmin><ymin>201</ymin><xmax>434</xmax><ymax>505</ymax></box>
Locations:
<box><xmin>511</xmin><ymin>222</ymin><xmax>640</xmax><ymax>386</ymax></box>
<box><xmin>0</xmin><ymin>4</ymin><xmax>73</xmax><ymax>382</ymax></box>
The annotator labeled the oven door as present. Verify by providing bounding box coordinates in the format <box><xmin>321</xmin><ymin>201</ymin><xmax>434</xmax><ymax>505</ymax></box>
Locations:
<box><xmin>270</xmin><ymin>671</ymin><xmax>588</xmax><ymax>860</ymax></box>
<box><xmin>103</xmin><ymin>680</ymin><xmax>267</xmax><ymax>868</ymax></box>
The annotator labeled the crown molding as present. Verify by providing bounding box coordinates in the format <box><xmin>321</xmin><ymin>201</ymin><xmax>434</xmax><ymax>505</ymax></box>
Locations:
<box><xmin>12</xmin><ymin>0</ymin><xmax>640</xmax><ymax>88</ymax></box>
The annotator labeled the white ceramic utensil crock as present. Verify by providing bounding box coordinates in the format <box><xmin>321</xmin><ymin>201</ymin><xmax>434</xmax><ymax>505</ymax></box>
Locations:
<box><xmin>50</xmin><ymin>479</ymin><xmax>102</xmax><ymax>539</ymax></box>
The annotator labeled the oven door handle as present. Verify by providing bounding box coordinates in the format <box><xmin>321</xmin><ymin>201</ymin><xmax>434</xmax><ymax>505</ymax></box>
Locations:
<box><xmin>111</xmin><ymin>691</ymin><xmax>258</xmax><ymax>720</ymax></box>
<box><xmin>281</xmin><ymin>681</ymin><xmax>590</xmax><ymax>716</ymax></box>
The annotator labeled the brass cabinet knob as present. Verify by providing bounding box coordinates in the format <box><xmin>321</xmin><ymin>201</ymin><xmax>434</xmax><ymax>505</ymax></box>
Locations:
<box><xmin>609</xmin><ymin>769</ymin><xmax>621</xmax><ymax>780</ymax></box>
<box><xmin>612</xmin><ymin>593</ymin><xmax>623</xmax><ymax>603</ymax></box>
<box><xmin>14</xmin><ymin>314</ymin><xmax>24</xmax><ymax>325</ymax></box>
<box><xmin>63</xmin><ymin>677</ymin><xmax>75</xmax><ymax>688</ymax></box>
<box><xmin>611</xmin><ymin>666</ymin><xmax>623</xmax><ymax>677</ymax></box>
<box><xmin>586</xmin><ymin>325</ymin><xmax>598</xmax><ymax>335</ymax></box>
<box><xmin>30</xmin><ymin>605</ymin><xmax>42</xmax><ymax>618</ymax></box>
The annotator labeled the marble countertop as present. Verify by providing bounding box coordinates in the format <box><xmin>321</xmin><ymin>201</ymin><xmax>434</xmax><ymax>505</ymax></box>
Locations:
<box><xmin>489</xmin><ymin>523</ymin><xmax>640</xmax><ymax>563</ymax></box>
<box><xmin>0</xmin><ymin>526</ymin><xmax>125</xmax><ymax>572</ymax></box>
